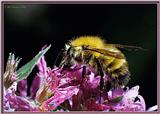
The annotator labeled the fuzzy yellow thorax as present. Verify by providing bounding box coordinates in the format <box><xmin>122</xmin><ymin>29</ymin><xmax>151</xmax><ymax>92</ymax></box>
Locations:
<box><xmin>71</xmin><ymin>36</ymin><xmax>105</xmax><ymax>48</ymax></box>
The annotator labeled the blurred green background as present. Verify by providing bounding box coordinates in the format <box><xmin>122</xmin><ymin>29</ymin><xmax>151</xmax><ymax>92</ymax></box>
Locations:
<box><xmin>4</xmin><ymin>3</ymin><xmax>157</xmax><ymax>109</ymax></box>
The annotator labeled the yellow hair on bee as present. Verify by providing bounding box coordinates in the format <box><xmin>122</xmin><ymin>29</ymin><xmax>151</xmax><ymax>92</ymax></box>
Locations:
<box><xmin>71</xmin><ymin>36</ymin><xmax>105</xmax><ymax>49</ymax></box>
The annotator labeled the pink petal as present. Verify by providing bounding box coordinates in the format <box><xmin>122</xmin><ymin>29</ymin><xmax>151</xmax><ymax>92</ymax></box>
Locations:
<box><xmin>36</xmin><ymin>56</ymin><xmax>48</xmax><ymax>78</ymax></box>
<box><xmin>147</xmin><ymin>105</ymin><xmax>158</xmax><ymax>112</ymax></box>
<box><xmin>40</xmin><ymin>86</ymin><xmax>79</xmax><ymax>111</ymax></box>
<box><xmin>4</xmin><ymin>92</ymin><xmax>37</xmax><ymax>111</ymax></box>
<box><xmin>124</xmin><ymin>85</ymin><xmax>139</xmax><ymax>99</ymax></box>
<box><xmin>136</xmin><ymin>95</ymin><xmax>146</xmax><ymax>111</ymax></box>
<box><xmin>17</xmin><ymin>79</ymin><xmax>27</xmax><ymax>97</ymax></box>
<box><xmin>86</xmin><ymin>99</ymin><xmax>110</xmax><ymax>111</ymax></box>
<box><xmin>87</xmin><ymin>73</ymin><xmax>100</xmax><ymax>89</ymax></box>
<box><xmin>30</xmin><ymin>75</ymin><xmax>41</xmax><ymax>99</ymax></box>
<box><xmin>15</xmin><ymin>96</ymin><xmax>38</xmax><ymax>111</ymax></box>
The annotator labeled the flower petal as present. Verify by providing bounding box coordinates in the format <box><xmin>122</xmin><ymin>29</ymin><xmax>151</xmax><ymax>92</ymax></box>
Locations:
<box><xmin>4</xmin><ymin>92</ymin><xmax>38</xmax><ymax>111</ymax></box>
<box><xmin>86</xmin><ymin>99</ymin><xmax>110</xmax><ymax>111</ymax></box>
<box><xmin>30</xmin><ymin>76</ymin><xmax>41</xmax><ymax>99</ymax></box>
<box><xmin>40</xmin><ymin>86</ymin><xmax>79</xmax><ymax>111</ymax></box>
<box><xmin>147</xmin><ymin>105</ymin><xmax>158</xmax><ymax>112</ymax></box>
<box><xmin>17</xmin><ymin>79</ymin><xmax>27</xmax><ymax>97</ymax></box>
<box><xmin>124</xmin><ymin>85</ymin><xmax>139</xmax><ymax>99</ymax></box>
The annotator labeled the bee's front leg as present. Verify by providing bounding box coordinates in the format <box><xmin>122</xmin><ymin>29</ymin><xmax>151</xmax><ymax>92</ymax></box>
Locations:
<box><xmin>82</xmin><ymin>65</ymin><xmax>86</xmax><ymax>79</ymax></box>
<box><xmin>82</xmin><ymin>54</ymin><xmax>92</xmax><ymax>79</ymax></box>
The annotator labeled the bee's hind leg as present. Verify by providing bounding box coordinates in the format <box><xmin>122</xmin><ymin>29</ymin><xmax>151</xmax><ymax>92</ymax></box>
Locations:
<box><xmin>95</xmin><ymin>58</ymin><xmax>104</xmax><ymax>104</ymax></box>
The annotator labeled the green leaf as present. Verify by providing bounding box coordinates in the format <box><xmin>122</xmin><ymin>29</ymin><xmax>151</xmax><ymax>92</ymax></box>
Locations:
<box><xmin>110</xmin><ymin>96</ymin><xmax>123</xmax><ymax>103</ymax></box>
<box><xmin>16</xmin><ymin>45</ymin><xmax>51</xmax><ymax>81</ymax></box>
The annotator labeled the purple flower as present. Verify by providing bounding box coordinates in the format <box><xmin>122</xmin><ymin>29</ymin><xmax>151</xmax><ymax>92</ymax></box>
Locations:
<box><xmin>3</xmin><ymin>80</ymin><xmax>38</xmax><ymax>112</ymax></box>
<box><xmin>109</xmin><ymin>86</ymin><xmax>146</xmax><ymax>112</ymax></box>
<box><xmin>3</xmin><ymin>45</ymin><xmax>51</xmax><ymax>112</ymax></box>
<box><xmin>3</xmin><ymin>46</ymin><xmax>157</xmax><ymax>112</ymax></box>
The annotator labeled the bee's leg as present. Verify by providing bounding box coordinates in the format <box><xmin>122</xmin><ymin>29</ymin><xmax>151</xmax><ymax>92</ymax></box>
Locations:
<box><xmin>95</xmin><ymin>58</ymin><xmax>104</xmax><ymax>104</ymax></box>
<box><xmin>95</xmin><ymin>58</ymin><xmax>104</xmax><ymax>90</ymax></box>
<box><xmin>59</xmin><ymin>55</ymin><xmax>72</xmax><ymax>68</ymax></box>
<box><xmin>82</xmin><ymin>65</ymin><xmax>86</xmax><ymax>79</ymax></box>
<box><xmin>82</xmin><ymin>54</ymin><xmax>92</xmax><ymax>80</ymax></box>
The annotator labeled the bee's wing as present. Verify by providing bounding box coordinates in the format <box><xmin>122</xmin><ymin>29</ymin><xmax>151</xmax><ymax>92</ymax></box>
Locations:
<box><xmin>83</xmin><ymin>47</ymin><xmax>125</xmax><ymax>59</ymax></box>
<box><xmin>105</xmin><ymin>44</ymin><xmax>147</xmax><ymax>51</ymax></box>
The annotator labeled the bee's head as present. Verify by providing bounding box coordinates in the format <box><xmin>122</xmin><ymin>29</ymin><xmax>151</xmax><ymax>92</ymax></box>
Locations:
<box><xmin>65</xmin><ymin>43</ymin><xmax>83</xmax><ymax>62</ymax></box>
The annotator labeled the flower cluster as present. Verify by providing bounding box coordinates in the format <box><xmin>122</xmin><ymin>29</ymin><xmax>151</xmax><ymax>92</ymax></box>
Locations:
<box><xmin>3</xmin><ymin>46</ymin><xmax>157</xmax><ymax>112</ymax></box>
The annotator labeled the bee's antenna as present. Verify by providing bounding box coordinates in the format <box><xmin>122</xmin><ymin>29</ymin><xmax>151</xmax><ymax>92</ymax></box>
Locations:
<box><xmin>53</xmin><ymin>49</ymin><xmax>64</xmax><ymax>68</ymax></box>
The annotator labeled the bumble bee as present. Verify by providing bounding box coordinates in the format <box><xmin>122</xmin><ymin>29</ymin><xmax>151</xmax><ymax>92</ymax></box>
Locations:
<box><xmin>57</xmin><ymin>36</ymin><xmax>143</xmax><ymax>91</ymax></box>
